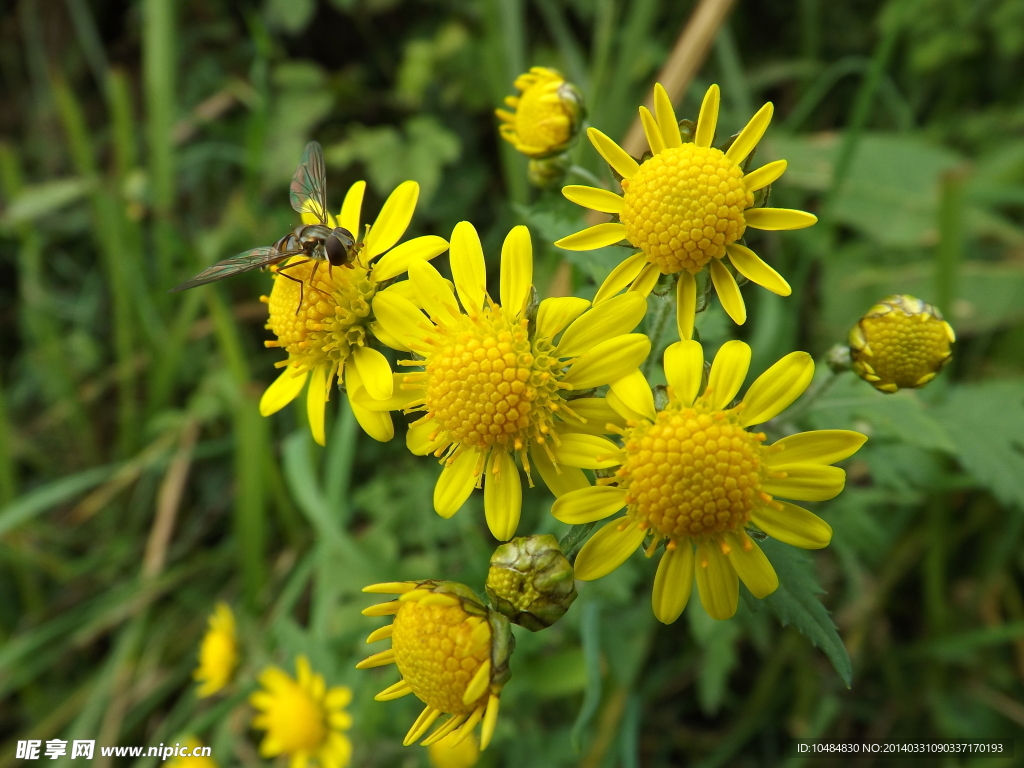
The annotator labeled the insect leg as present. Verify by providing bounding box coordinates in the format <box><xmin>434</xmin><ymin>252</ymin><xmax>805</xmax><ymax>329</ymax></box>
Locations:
<box><xmin>276</xmin><ymin>258</ymin><xmax>314</xmax><ymax>313</ymax></box>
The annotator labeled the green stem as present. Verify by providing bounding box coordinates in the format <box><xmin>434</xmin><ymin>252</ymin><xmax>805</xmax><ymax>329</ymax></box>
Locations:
<box><xmin>560</xmin><ymin>522</ymin><xmax>596</xmax><ymax>562</ymax></box>
<box><xmin>567</xmin><ymin>165</ymin><xmax>607</xmax><ymax>189</ymax></box>
<box><xmin>782</xmin><ymin>367</ymin><xmax>841</xmax><ymax>424</ymax></box>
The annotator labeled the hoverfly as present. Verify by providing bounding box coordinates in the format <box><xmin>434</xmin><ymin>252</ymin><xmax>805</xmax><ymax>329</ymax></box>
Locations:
<box><xmin>170</xmin><ymin>141</ymin><xmax>358</xmax><ymax>305</ymax></box>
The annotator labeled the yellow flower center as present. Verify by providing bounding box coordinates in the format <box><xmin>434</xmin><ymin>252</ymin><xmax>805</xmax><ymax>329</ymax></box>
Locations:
<box><xmin>513</xmin><ymin>77</ymin><xmax>573</xmax><ymax>156</ymax></box>
<box><xmin>618</xmin><ymin>400</ymin><xmax>764</xmax><ymax>540</ymax></box>
<box><xmin>850</xmin><ymin>297</ymin><xmax>954</xmax><ymax>391</ymax></box>
<box><xmin>265</xmin><ymin>260</ymin><xmax>376</xmax><ymax>371</ymax></box>
<box><xmin>392</xmin><ymin>600</ymin><xmax>492</xmax><ymax>715</ymax></box>
<box><xmin>486</xmin><ymin>568</ymin><xmax>539</xmax><ymax>613</ymax></box>
<box><xmin>258</xmin><ymin>678</ymin><xmax>328</xmax><ymax>753</ymax></box>
<box><xmin>422</xmin><ymin>304</ymin><xmax>563</xmax><ymax>453</ymax></box>
<box><xmin>619</xmin><ymin>144</ymin><xmax>753</xmax><ymax>275</ymax></box>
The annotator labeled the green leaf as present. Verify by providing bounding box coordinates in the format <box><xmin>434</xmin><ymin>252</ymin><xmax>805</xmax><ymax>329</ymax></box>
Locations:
<box><xmin>759</xmin><ymin>538</ymin><xmax>852</xmax><ymax>687</ymax></box>
<box><xmin>0</xmin><ymin>464</ymin><xmax>117</xmax><ymax>538</ymax></box>
<box><xmin>2</xmin><ymin>177</ymin><xmax>93</xmax><ymax>225</ymax></box>
<box><xmin>931</xmin><ymin>380</ymin><xmax>1024</xmax><ymax>509</ymax></box>
<box><xmin>570</xmin><ymin>599</ymin><xmax>602</xmax><ymax>753</ymax></box>
<box><xmin>687</xmin><ymin>600</ymin><xmax>740</xmax><ymax>715</ymax></box>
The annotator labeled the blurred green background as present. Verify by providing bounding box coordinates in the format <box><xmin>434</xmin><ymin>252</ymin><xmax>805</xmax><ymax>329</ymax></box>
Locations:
<box><xmin>2</xmin><ymin>0</ymin><xmax>1024</xmax><ymax>765</ymax></box>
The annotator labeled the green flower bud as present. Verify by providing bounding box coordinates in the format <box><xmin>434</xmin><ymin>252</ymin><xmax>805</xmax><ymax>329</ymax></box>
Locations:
<box><xmin>527</xmin><ymin>153</ymin><xmax>572</xmax><ymax>189</ymax></box>
<box><xmin>485</xmin><ymin>534</ymin><xmax>577</xmax><ymax>631</ymax></box>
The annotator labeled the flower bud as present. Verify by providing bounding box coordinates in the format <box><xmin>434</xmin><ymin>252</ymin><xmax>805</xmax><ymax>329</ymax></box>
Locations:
<box><xmin>485</xmin><ymin>534</ymin><xmax>577</xmax><ymax>631</ymax></box>
<box><xmin>527</xmin><ymin>153</ymin><xmax>572</xmax><ymax>189</ymax></box>
<box><xmin>496</xmin><ymin>67</ymin><xmax>585</xmax><ymax>159</ymax></box>
<box><xmin>849</xmin><ymin>294</ymin><xmax>955</xmax><ymax>393</ymax></box>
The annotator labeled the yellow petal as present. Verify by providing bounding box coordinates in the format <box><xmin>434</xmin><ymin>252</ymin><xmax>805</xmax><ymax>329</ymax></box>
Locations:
<box><xmin>407</xmin><ymin>418</ymin><xmax>447</xmax><ymax>456</ymax></box>
<box><xmin>594</xmin><ymin>251</ymin><xmax>648</xmax><ymax>304</ymax></box>
<box><xmin>663</xmin><ymin>339</ymin><xmax>704</xmax><ymax>406</ymax></box>
<box><xmin>761</xmin><ymin>464</ymin><xmax>846</xmax><ymax>502</ymax></box>
<box><xmin>364</xmin><ymin>180</ymin><xmax>420</xmax><ymax>259</ymax></box>
<box><xmin>573</xmin><ymin>518</ymin><xmax>646</xmax><ymax>581</ymax></box>
<box><xmin>554</xmin><ymin>222</ymin><xmax>627</xmax><ymax>251</ymax></box>
<box><xmin>744</xmin><ymin>208</ymin><xmax>817</xmax><ymax>231</ymax></box>
<box><xmin>409</xmin><ymin>259</ymin><xmax>460</xmax><ymax>325</ymax></box>
<box><xmin>707</xmin><ymin>340</ymin><xmax>751</xmax><ymax>410</ymax></box>
<box><xmin>351</xmin><ymin>347</ymin><xmax>393</xmax><ymax>400</ymax></box>
<box><xmin>562</xmin><ymin>185</ymin><xmax>625</xmax><ymax>214</ymax></box>
<box><xmin>535</xmin><ymin>296</ymin><xmax>591</xmax><ymax>340</ymax></box>
<box><xmin>370</xmin><ymin>235</ymin><xmax>449</xmax><ymax>281</ymax></box>
<box><xmin>725</xmin><ymin>102</ymin><xmax>774</xmax><ymax>165</ymax></box>
<box><xmin>653</xmin><ymin>83</ymin><xmax>682</xmax><ymax>148</ymax></box>
<box><xmin>752</xmin><ymin>501</ymin><xmax>832</xmax><ymax>549</ymax></box>
<box><xmin>345</xmin><ymin>366</ymin><xmax>394</xmax><ymax>442</ymax></box>
<box><xmin>529</xmin><ymin>445</ymin><xmax>589</xmax><ymax>497</ymax></box>
<box><xmin>723</xmin><ymin>531</ymin><xmax>778</xmax><ymax>599</ymax></box>
<box><xmin>372</xmin><ymin>291</ymin><xmax>431</xmax><ymax>351</ymax></box>
<box><xmin>434</xmin><ymin>450</ymin><xmax>480</xmax><ymax>518</ymax></box>
<box><xmin>606</xmin><ymin>389</ymin><xmax>647</xmax><ymax>423</ymax></box>
<box><xmin>362</xmin><ymin>582</ymin><xmax>417</xmax><ymax>594</ymax></box>
<box><xmin>726</xmin><ymin>243</ymin><xmax>791</xmax><ymax>297</ymax></box>
<box><xmin>306</xmin><ymin>364</ymin><xmax>329</xmax><ymax>446</ymax></box>
<box><xmin>743</xmin><ymin>159</ymin><xmax>788</xmax><ymax>192</ymax></box>
<box><xmin>462</xmin><ymin>660</ymin><xmax>491</xmax><ymax>707</ymax></box>
<box><xmin>339</xmin><ymin>180</ymin><xmax>365</xmax><ymax>236</ymax></box>
<box><xmin>449</xmin><ymin>221</ymin><xmax>487</xmax><ymax>313</ymax></box>
<box><xmin>260</xmin><ymin>367</ymin><xmax>309</xmax><ymax>416</ymax></box>
<box><xmin>586</xmin><ymin>127</ymin><xmax>639</xmax><ymax>179</ymax></box>
<box><xmin>349</xmin><ymin>373</ymin><xmax>421</xmax><ymax>412</ymax></box>
<box><xmin>694</xmin><ymin>83</ymin><xmax>720</xmax><ymax>149</ymax></box>
<box><xmin>556</xmin><ymin>293</ymin><xmax>647</xmax><ymax>357</ymax></box>
<box><xmin>555</xmin><ymin>397</ymin><xmax>626</xmax><ymax>436</ymax></box>
<box><xmin>710</xmin><ymin>258</ymin><xmax>746</xmax><ymax>325</ymax></box>
<box><xmin>499</xmin><ymin>225</ymin><xmax>532</xmax><ymax>318</ymax></box>
<box><xmin>739</xmin><ymin>351</ymin><xmax>814</xmax><ymax>426</ymax></box>
<box><xmin>480</xmin><ymin>694</ymin><xmax>500</xmax><ymax>750</ymax></box>
<box><xmin>484</xmin><ymin>451</ymin><xmax>521</xmax><ymax>541</ymax></box>
<box><xmin>609</xmin><ymin>369</ymin><xmax>655</xmax><ymax>420</ymax></box>
<box><xmin>551</xmin><ymin>486</ymin><xmax>627</xmax><ymax>524</ymax></box>
<box><xmin>763</xmin><ymin>430</ymin><xmax>868</xmax><ymax>467</ymax></box>
<box><xmin>374</xmin><ymin>680</ymin><xmax>412</xmax><ymax>701</ymax></box>
<box><xmin>694</xmin><ymin>539</ymin><xmax>739</xmax><ymax>620</ymax></box>
<box><xmin>638</xmin><ymin>106</ymin><xmax>664</xmax><ymax>155</ymax></box>
<box><xmin>652</xmin><ymin>543</ymin><xmax>694</xmax><ymax>624</ymax></box>
<box><xmin>370</xmin><ymin>320</ymin><xmax>410</xmax><ymax>353</ymax></box>
<box><xmin>676</xmin><ymin>270</ymin><xmax>697</xmax><ymax>340</ymax></box>
<box><xmin>552</xmin><ymin>434</ymin><xmax>623</xmax><ymax>470</ymax></box>
<box><xmin>629</xmin><ymin>262</ymin><xmax>660</xmax><ymax>296</ymax></box>
<box><xmin>562</xmin><ymin>334</ymin><xmax>651</xmax><ymax>390</ymax></box>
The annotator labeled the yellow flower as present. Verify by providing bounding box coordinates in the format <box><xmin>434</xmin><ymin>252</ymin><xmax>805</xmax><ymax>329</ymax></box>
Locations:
<box><xmin>555</xmin><ymin>83</ymin><xmax>816</xmax><ymax>338</ymax></box>
<box><xmin>362</xmin><ymin>222</ymin><xmax>651</xmax><ymax>540</ymax></box>
<box><xmin>849</xmin><ymin>294</ymin><xmax>955</xmax><ymax>392</ymax></box>
<box><xmin>166</xmin><ymin>739</ymin><xmax>217</xmax><ymax>768</ymax></box>
<box><xmin>552</xmin><ymin>340</ymin><xmax>867</xmax><ymax>622</ymax></box>
<box><xmin>496</xmin><ymin>66</ymin><xmax>584</xmax><ymax>159</ymax></box>
<box><xmin>250</xmin><ymin>655</ymin><xmax>353</xmax><ymax>768</ymax></box>
<box><xmin>260</xmin><ymin>180</ymin><xmax>450</xmax><ymax>445</ymax></box>
<box><xmin>357</xmin><ymin>581</ymin><xmax>513</xmax><ymax>752</ymax></box>
<box><xmin>428</xmin><ymin>732</ymin><xmax>480</xmax><ymax>768</ymax></box>
<box><xmin>194</xmin><ymin>602</ymin><xmax>238</xmax><ymax>698</ymax></box>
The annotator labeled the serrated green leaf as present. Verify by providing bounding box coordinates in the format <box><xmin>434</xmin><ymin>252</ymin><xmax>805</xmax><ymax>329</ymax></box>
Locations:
<box><xmin>931</xmin><ymin>380</ymin><xmax>1024</xmax><ymax>509</ymax></box>
<box><xmin>760</xmin><ymin>538</ymin><xmax>852</xmax><ymax>687</ymax></box>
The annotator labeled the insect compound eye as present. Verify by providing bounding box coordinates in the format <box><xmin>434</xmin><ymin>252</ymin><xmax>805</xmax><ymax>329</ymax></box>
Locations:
<box><xmin>325</xmin><ymin>234</ymin><xmax>350</xmax><ymax>266</ymax></box>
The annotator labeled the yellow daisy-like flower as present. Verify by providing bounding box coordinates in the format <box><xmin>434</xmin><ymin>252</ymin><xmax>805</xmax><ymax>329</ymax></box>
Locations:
<box><xmin>552</xmin><ymin>340</ymin><xmax>867</xmax><ymax>622</ymax></box>
<box><xmin>428</xmin><ymin>732</ymin><xmax>480</xmax><ymax>768</ymax></box>
<box><xmin>357</xmin><ymin>581</ymin><xmax>513</xmax><ymax>752</ymax></box>
<box><xmin>194</xmin><ymin>602</ymin><xmax>238</xmax><ymax>698</ymax></box>
<box><xmin>362</xmin><ymin>222</ymin><xmax>651</xmax><ymax>540</ymax></box>
<box><xmin>250</xmin><ymin>655</ymin><xmax>353</xmax><ymax>768</ymax></box>
<box><xmin>849</xmin><ymin>294</ymin><xmax>955</xmax><ymax>393</ymax></box>
<box><xmin>259</xmin><ymin>180</ymin><xmax>450</xmax><ymax>445</ymax></box>
<box><xmin>166</xmin><ymin>739</ymin><xmax>217</xmax><ymax>768</ymax></box>
<box><xmin>555</xmin><ymin>83</ymin><xmax>817</xmax><ymax>338</ymax></box>
<box><xmin>496</xmin><ymin>66</ymin><xmax>584</xmax><ymax>159</ymax></box>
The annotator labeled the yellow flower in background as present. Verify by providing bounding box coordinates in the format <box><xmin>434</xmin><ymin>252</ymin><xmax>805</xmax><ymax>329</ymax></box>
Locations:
<box><xmin>357</xmin><ymin>581</ymin><xmax>513</xmax><ymax>751</ymax></box>
<box><xmin>850</xmin><ymin>294</ymin><xmax>955</xmax><ymax>392</ymax></box>
<box><xmin>194</xmin><ymin>602</ymin><xmax>238</xmax><ymax>698</ymax></box>
<box><xmin>552</xmin><ymin>340</ymin><xmax>867</xmax><ymax>622</ymax></box>
<box><xmin>496</xmin><ymin>66</ymin><xmax>584</xmax><ymax>159</ymax></box>
<box><xmin>260</xmin><ymin>180</ymin><xmax>450</xmax><ymax>445</ymax></box>
<box><xmin>250</xmin><ymin>655</ymin><xmax>353</xmax><ymax>768</ymax></box>
<box><xmin>362</xmin><ymin>222</ymin><xmax>650</xmax><ymax>540</ymax></box>
<box><xmin>555</xmin><ymin>83</ymin><xmax>816</xmax><ymax>338</ymax></box>
<box><xmin>166</xmin><ymin>739</ymin><xmax>217</xmax><ymax>768</ymax></box>
<box><xmin>428</xmin><ymin>731</ymin><xmax>480</xmax><ymax>768</ymax></box>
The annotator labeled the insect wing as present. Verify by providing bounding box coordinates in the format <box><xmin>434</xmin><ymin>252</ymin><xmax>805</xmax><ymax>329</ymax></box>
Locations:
<box><xmin>169</xmin><ymin>246</ymin><xmax>299</xmax><ymax>292</ymax></box>
<box><xmin>289</xmin><ymin>141</ymin><xmax>329</xmax><ymax>225</ymax></box>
